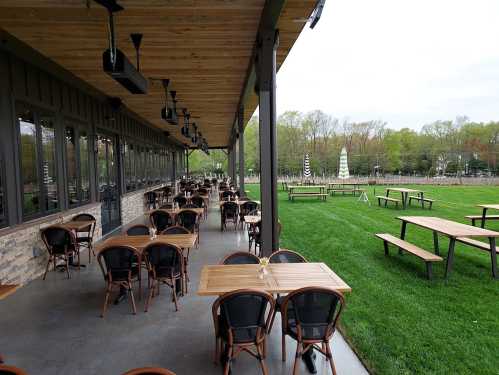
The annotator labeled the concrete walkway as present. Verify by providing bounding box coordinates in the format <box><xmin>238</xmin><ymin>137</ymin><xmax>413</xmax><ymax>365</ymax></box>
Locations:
<box><xmin>0</xmin><ymin>201</ymin><xmax>369</xmax><ymax>375</ymax></box>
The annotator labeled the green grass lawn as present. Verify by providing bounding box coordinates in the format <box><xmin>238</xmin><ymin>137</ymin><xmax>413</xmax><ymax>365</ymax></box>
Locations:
<box><xmin>245</xmin><ymin>184</ymin><xmax>499</xmax><ymax>375</ymax></box>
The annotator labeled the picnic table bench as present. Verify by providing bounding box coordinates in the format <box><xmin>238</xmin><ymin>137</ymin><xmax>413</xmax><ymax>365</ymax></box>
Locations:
<box><xmin>408</xmin><ymin>195</ymin><xmax>435</xmax><ymax>209</ymax></box>
<box><xmin>375</xmin><ymin>233</ymin><xmax>443</xmax><ymax>279</ymax></box>
<box><xmin>288</xmin><ymin>185</ymin><xmax>327</xmax><ymax>201</ymax></box>
<box><xmin>376</xmin><ymin>195</ymin><xmax>401</xmax><ymax>208</ymax></box>
<box><xmin>327</xmin><ymin>182</ymin><xmax>365</xmax><ymax>196</ymax></box>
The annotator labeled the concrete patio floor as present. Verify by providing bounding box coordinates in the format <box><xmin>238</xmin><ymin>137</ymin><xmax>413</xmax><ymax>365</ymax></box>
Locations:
<box><xmin>0</xmin><ymin>201</ymin><xmax>369</xmax><ymax>375</ymax></box>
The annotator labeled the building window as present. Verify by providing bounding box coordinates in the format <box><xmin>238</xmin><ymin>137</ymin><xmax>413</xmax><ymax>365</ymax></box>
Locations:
<box><xmin>124</xmin><ymin>142</ymin><xmax>136</xmax><ymax>192</ymax></box>
<box><xmin>65</xmin><ymin>124</ymin><xmax>90</xmax><ymax>207</ymax></box>
<box><xmin>18</xmin><ymin>105</ymin><xmax>59</xmax><ymax>218</ymax></box>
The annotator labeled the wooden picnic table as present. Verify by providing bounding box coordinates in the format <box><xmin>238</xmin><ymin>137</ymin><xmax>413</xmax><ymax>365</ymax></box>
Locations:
<box><xmin>386</xmin><ymin>187</ymin><xmax>423</xmax><ymax>209</ymax></box>
<box><xmin>398</xmin><ymin>216</ymin><xmax>499</xmax><ymax>279</ymax></box>
<box><xmin>0</xmin><ymin>284</ymin><xmax>19</xmax><ymax>300</ymax></box>
<box><xmin>95</xmin><ymin>234</ymin><xmax>198</xmax><ymax>254</ymax></box>
<box><xmin>288</xmin><ymin>185</ymin><xmax>327</xmax><ymax>201</ymax></box>
<box><xmin>477</xmin><ymin>204</ymin><xmax>499</xmax><ymax>228</ymax></box>
<box><xmin>197</xmin><ymin>262</ymin><xmax>351</xmax><ymax>296</ymax></box>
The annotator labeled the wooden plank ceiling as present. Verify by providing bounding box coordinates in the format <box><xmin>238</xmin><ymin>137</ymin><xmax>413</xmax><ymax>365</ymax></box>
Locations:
<box><xmin>0</xmin><ymin>0</ymin><xmax>316</xmax><ymax>148</ymax></box>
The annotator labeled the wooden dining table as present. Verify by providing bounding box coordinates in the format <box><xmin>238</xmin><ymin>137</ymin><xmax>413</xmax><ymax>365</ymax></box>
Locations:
<box><xmin>243</xmin><ymin>215</ymin><xmax>261</xmax><ymax>225</ymax></box>
<box><xmin>95</xmin><ymin>234</ymin><xmax>198</xmax><ymax>254</ymax></box>
<box><xmin>398</xmin><ymin>216</ymin><xmax>499</xmax><ymax>279</ymax></box>
<box><xmin>197</xmin><ymin>262</ymin><xmax>351</xmax><ymax>296</ymax></box>
<box><xmin>146</xmin><ymin>207</ymin><xmax>205</xmax><ymax>218</ymax></box>
<box><xmin>59</xmin><ymin>220</ymin><xmax>94</xmax><ymax>231</ymax></box>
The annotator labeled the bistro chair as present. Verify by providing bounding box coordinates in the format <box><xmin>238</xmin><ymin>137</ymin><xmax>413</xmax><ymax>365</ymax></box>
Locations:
<box><xmin>220</xmin><ymin>251</ymin><xmax>260</xmax><ymax>265</ymax></box>
<box><xmin>198</xmin><ymin>187</ymin><xmax>209</xmax><ymax>195</ymax></box>
<box><xmin>212</xmin><ymin>289</ymin><xmax>275</xmax><ymax>374</ymax></box>
<box><xmin>150</xmin><ymin>210</ymin><xmax>174</xmax><ymax>233</ymax></box>
<box><xmin>0</xmin><ymin>364</ymin><xmax>28</xmax><ymax>375</ymax></box>
<box><xmin>72</xmin><ymin>213</ymin><xmax>96</xmax><ymax>263</ymax></box>
<box><xmin>126</xmin><ymin>224</ymin><xmax>151</xmax><ymax>236</ymax></box>
<box><xmin>173</xmin><ymin>195</ymin><xmax>187</xmax><ymax>208</ymax></box>
<box><xmin>145</xmin><ymin>191</ymin><xmax>158</xmax><ymax>210</ymax></box>
<box><xmin>161</xmin><ymin>225</ymin><xmax>192</xmax><ymax>290</ymax></box>
<box><xmin>191</xmin><ymin>195</ymin><xmax>207</xmax><ymax>218</ymax></box>
<box><xmin>268</xmin><ymin>249</ymin><xmax>308</xmax><ymax>331</ymax></box>
<box><xmin>239</xmin><ymin>201</ymin><xmax>259</xmax><ymax>229</ymax></box>
<box><xmin>97</xmin><ymin>245</ymin><xmax>141</xmax><ymax>317</ymax></box>
<box><xmin>221</xmin><ymin>190</ymin><xmax>234</xmax><ymax>201</ymax></box>
<box><xmin>142</xmin><ymin>242</ymin><xmax>184</xmax><ymax>312</ymax></box>
<box><xmin>122</xmin><ymin>368</ymin><xmax>176</xmax><ymax>375</ymax></box>
<box><xmin>40</xmin><ymin>225</ymin><xmax>80</xmax><ymax>280</ymax></box>
<box><xmin>177</xmin><ymin>209</ymin><xmax>200</xmax><ymax>245</ymax></box>
<box><xmin>181</xmin><ymin>203</ymin><xmax>199</xmax><ymax>209</ymax></box>
<box><xmin>221</xmin><ymin>201</ymin><xmax>238</xmax><ymax>231</ymax></box>
<box><xmin>280</xmin><ymin>287</ymin><xmax>345</xmax><ymax>375</ymax></box>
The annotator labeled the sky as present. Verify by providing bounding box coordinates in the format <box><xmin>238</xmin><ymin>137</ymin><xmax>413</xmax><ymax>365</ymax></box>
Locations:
<box><xmin>276</xmin><ymin>0</ymin><xmax>499</xmax><ymax>130</ymax></box>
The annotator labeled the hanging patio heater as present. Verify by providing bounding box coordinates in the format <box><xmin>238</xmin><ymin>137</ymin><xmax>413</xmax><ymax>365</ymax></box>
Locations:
<box><xmin>96</xmin><ymin>0</ymin><xmax>148</xmax><ymax>94</ymax></box>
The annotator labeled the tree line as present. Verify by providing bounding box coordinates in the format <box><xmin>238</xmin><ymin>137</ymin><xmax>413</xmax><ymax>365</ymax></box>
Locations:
<box><xmin>189</xmin><ymin>110</ymin><xmax>499</xmax><ymax>177</ymax></box>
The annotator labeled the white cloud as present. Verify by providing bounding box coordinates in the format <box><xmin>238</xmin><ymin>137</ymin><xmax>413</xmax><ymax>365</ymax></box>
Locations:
<box><xmin>276</xmin><ymin>0</ymin><xmax>499</xmax><ymax>129</ymax></box>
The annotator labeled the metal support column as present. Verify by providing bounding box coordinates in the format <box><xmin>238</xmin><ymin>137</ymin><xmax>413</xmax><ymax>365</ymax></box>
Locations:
<box><xmin>227</xmin><ymin>146</ymin><xmax>233</xmax><ymax>180</ymax></box>
<box><xmin>238</xmin><ymin>106</ymin><xmax>245</xmax><ymax>195</ymax></box>
<box><xmin>186</xmin><ymin>148</ymin><xmax>189</xmax><ymax>179</ymax></box>
<box><xmin>257</xmin><ymin>28</ymin><xmax>279</xmax><ymax>256</ymax></box>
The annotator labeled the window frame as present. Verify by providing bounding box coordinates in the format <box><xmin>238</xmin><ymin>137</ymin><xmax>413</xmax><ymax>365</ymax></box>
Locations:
<box><xmin>16</xmin><ymin>102</ymin><xmax>60</xmax><ymax>220</ymax></box>
<box><xmin>64</xmin><ymin>120</ymin><xmax>91</xmax><ymax>208</ymax></box>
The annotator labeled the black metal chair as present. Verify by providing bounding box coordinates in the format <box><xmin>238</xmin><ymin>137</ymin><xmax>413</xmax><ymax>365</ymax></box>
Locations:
<box><xmin>150</xmin><ymin>210</ymin><xmax>174</xmax><ymax>233</ymax></box>
<box><xmin>97</xmin><ymin>245</ymin><xmax>141</xmax><ymax>317</ymax></box>
<box><xmin>239</xmin><ymin>201</ymin><xmax>259</xmax><ymax>229</ymax></box>
<box><xmin>71</xmin><ymin>213</ymin><xmax>96</xmax><ymax>263</ymax></box>
<box><xmin>268</xmin><ymin>249</ymin><xmax>308</xmax><ymax>331</ymax></box>
<box><xmin>173</xmin><ymin>195</ymin><xmax>187</xmax><ymax>207</ymax></box>
<box><xmin>221</xmin><ymin>190</ymin><xmax>235</xmax><ymax>201</ymax></box>
<box><xmin>143</xmin><ymin>242</ymin><xmax>184</xmax><ymax>312</ymax></box>
<box><xmin>126</xmin><ymin>224</ymin><xmax>151</xmax><ymax>236</ymax></box>
<box><xmin>281</xmin><ymin>287</ymin><xmax>346</xmax><ymax>375</ymax></box>
<box><xmin>212</xmin><ymin>289</ymin><xmax>275</xmax><ymax>374</ymax></box>
<box><xmin>145</xmin><ymin>191</ymin><xmax>158</xmax><ymax>210</ymax></box>
<box><xmin>221</xmin><ymin>251</ymin><xmax>260</xmax><ymax>265</ymax></box>
<box><xmin>40</xmin><ymin>225</ymin><xmax>79</xmax><ymax>280</ymax></box>
<box><xmin>161</xmin><ymin>225</ymin><xmax>192</xmax><ymax>290</ymax></box>
<box><xmin>177</xmin><ymin>209</ymin><xmax>200</xmax><ymax>245</ymax></box>
<box><xmin>221</xmin><ymin>201</ymin><xmax>238</xmax><ymax>231</ymax></box>
<box><xmin>181</xmin><ymin>203</ymin><xmax>199</xmax><ymax>209</ymax></box>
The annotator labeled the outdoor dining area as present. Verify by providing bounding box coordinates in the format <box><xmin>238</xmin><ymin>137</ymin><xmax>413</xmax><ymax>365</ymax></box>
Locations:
<box><xmin>0</xmin><ymin>178</ymin><xmax>366</xmax><ymax>375</ymax></box>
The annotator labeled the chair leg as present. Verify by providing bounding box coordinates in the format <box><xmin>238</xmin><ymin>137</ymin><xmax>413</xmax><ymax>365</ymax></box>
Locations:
<box><xmin>101</xmin><ymin>284</ymin><xmax>111</xmax><ymax>318</ymax></box>
<box><xmin>214</xmin><ymin>336</ymin><xmax>220</xmax><ymax>365</ymax></box>
<box><xmin>281</xmin><ymin>332</ymin><xmax>286</xmax><ymax>362</ymax></box>
<box><xmin>65</xmin><ymin>256</ymin><xmax>71</xmax><ymax>279</ymax></box>
<box><xmin>326</xmin><ymin>342</ymin><xmax>337</xmax><ymax>375</ymax></box>
<box><xmin>223</xmin><ymin>346</ymin><xmax>232</xmax><ymax>375</ymax></box>
<box><xmin>257</xmin><ymin>342</ymin><xmax>268</xmax><ymax>375</ymax></box>
<box><xmin>172</xmin><ymin>279</ymin><xmax>179</xmax><ymax>311</ymax></box>
<box><xmin>43</xmin><ymin>256</ymin><xmax>52</xmax><ymax>280</ymax></box>
<box><xmin>292</xmin><ymin>343</ymin><xmax>302</xmax><ymax>375</ymax></box>
<box><xmin>268</xmin><ymin>309</ymin><xmax>278</xmax><ymax>333</ymax></box>
<box><xmin>128</xmin><ymin>284</ymin><xmax>137</xmax><ymax>315</ymax></box>
<box><xmin>144</xmin><ymin>280</ymin><xmax>155</xmax><ymax>312</ymax></box>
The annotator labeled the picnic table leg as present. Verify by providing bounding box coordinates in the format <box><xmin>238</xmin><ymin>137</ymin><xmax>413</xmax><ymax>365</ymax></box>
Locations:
<box><xmin>481</xmin><ymin>207</ymin><xmax>488</xmax><ymax>229</ymax></box>
<box><xmin>402</xmin><ymin>192</ymin><xmax>408</xmax><ymax>209</ymax></box>
<box><xmin>399</xmin><ymin>221</ymin><xmax>407</xmax><ymax>254</ymax></box>
<box><xmin>433</xmin><ymin>231</ymin><xmax>440</xmax><ymax>256</ymax></box>
<box><xmin>385</xmin><ymin>190</ymin><xmax>389</xmax><ymax>207</ymax></box>
<box><xmin>420</xmin><ymin>192</ymin><xmax>424</xmax><ymax>209</ymax></box>
<box><xmin>444</xmin><ymin>237</ymin><xmax>456</xmax><ymax>279</ymax></box>
<box><xmin>489</xmin><ymin>237</ymin><xmax>497</xmax><ymax>279</ymax></box>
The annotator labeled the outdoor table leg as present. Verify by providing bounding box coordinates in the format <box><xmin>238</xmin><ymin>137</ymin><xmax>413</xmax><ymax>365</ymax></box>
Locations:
<box><xmin>444</xmin><ymin>237</ymin><xmax>456</xmax><ymax>279</ymax></box>
<box><xmin>433</xmin><ymin>231</ymin><xmax>440</xmax><ymax>256</ymax></box>
<box><xmin>402</xmin><ymin>192</ymin><xmax>408</xmax><ymax>209</ymax></box>
<box><xmin>385</xmin><ymin>190</ymin><xmax>389</xmax><ymax>207</ymax></box>
<box><xmin>481</xmin><ymin>207</ymin><xmax>488</xmax><ymax>228</ymax></box>
<box><xmin>420</xmin><ymin>192</ymin><xmax>425</xmax><ymax>209</ymax></box>
<box><xmin>399</xmin><ymin>221</ymin><xmax>407</xmax><ymax>254</ymax></box>
<box><xmin>489</xmin><ymin>237</ymin><xmax>497</xmax><ymax>279</ymax></box>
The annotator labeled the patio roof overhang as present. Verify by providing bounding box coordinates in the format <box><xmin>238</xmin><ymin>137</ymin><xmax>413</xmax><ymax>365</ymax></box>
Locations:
<box><xmin>0</xmin><ymin>0</ymin><xmax>317</xmax><ymax>148</ymax></box>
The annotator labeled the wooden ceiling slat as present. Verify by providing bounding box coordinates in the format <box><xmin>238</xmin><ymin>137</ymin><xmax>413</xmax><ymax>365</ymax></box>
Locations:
<box><xmin>1</xmin><ymin>0</ymin><xmax>316</xmax><ymax>147</ymax></box>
